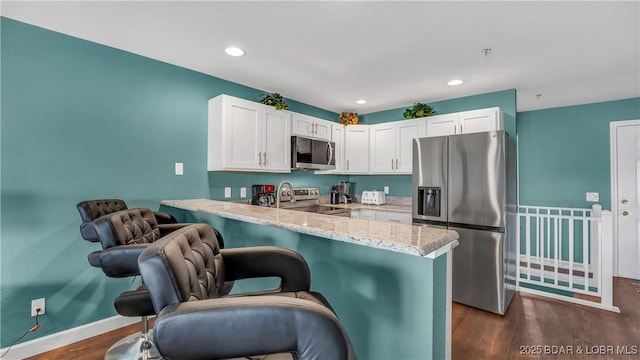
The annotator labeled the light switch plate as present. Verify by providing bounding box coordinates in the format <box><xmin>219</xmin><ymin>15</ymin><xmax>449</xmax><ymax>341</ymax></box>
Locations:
<box><xmin>175</xmin><ymin>162</ymin><xmax>183</xmax><ymax>176</ymax></box>
<box><xmin>586</xmin><ymin>192</ymin><xmax>599</xmax><ymax>202</ymax></box>
<box><xmin>383</xmin><ymin>186</ymin><xmax>389</xmax><ymax>194</ymax></box>
<box><xmin>224</xmin><ymin>187</ymin><xmax>232</xmax><ymax>198</ymax></box>
<box><xmin>240</xmin><ymin>187</ymin><xmax>247</xmax><ymax>198</ymax></box>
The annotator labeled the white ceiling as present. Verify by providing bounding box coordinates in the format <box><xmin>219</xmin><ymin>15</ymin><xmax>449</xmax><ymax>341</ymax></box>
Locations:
<box><xmin>2</xmin><ymin>1</ymin><xmax>639</xmax><ymax>114</ymax></box>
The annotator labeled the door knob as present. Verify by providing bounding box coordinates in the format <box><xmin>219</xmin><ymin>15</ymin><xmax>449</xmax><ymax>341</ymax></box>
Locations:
<box><xmin>622</xmin><ymin>211</ymin><xmax>629</xmax><ymax>216</ymax></box>
<box><xmin>621</xmin><ymin>199</ymin><xmax>629</xmax><ymax>205</ymax></box>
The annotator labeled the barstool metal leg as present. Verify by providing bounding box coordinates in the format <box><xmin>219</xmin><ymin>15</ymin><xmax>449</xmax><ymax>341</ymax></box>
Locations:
<box><xmin>104</xmin><ymin>316</ymin><xmax>162</xmax><ymax>360</ymax></box>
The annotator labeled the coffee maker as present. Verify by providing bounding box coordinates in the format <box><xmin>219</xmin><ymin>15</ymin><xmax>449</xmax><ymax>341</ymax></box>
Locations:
<box><xmin>251</xmin><ymin>184</ymin><xmax>275</xmax><ymax>206</ymax></box>
<box><xmin>331</xmin><ymin>181</ymin><xmax>352</xmax><ymax>204</ymax></box>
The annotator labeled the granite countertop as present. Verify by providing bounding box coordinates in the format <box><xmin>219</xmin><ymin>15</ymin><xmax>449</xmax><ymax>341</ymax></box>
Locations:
<box><xmin>161</xmin><ymin>199</ymin><xmax>458</xmax><ymax>258</ymax></box>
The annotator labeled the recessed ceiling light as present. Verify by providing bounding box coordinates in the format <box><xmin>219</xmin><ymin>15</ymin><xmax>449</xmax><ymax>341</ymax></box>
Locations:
<box><xmin>447</xmin><ymin>79</ymin><xmax>464</xmax><ymax>86</ymax></box>
<box><xmin>355</xmin><ymin>99</ymin><xmax>367</xmax><ymax>104</ymax></box>
<box><xmin>224</xmin><ymin>47</ymin><xmax>245</xmax><ymax>57</ymax></box>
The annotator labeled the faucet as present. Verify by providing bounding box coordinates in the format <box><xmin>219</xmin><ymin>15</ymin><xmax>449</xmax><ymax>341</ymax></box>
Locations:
<box><xmin>276</xmin><ymin>181</ymin><xmax>295</xmax><ymax>208</ymax></box>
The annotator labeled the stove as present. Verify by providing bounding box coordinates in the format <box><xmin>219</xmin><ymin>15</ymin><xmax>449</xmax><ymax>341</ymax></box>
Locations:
<box><xmin>277</xmin><ymin>187</ymin><xmax>351</xmax><ymax>217</ymax></box>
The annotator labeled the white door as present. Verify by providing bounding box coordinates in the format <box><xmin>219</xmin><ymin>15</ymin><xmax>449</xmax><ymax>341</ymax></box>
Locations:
<box><xmin>614</xmin><ymin>121</ymin><xmax>640</xmax><ymax>279</ymax></box>
<box><xmin>370</xmin><ymin>124</ymin><xmax>396</xmax><ymax>173</ymax></box>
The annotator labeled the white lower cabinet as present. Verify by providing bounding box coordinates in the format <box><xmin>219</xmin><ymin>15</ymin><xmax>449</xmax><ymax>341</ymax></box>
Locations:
<box><xmin>350</xmin><ymin>209</ymin><xmax>411</xmax><ymax>224</ymax></box>
<box><xmin>374</xmin><ymin>211</ymin><xmax>412</xmax><ymax>224</ymax></box>
<box><xmin>208</xmin><ymin>94</ymin><xmax>291</xmax><ymax>172</ymax></box>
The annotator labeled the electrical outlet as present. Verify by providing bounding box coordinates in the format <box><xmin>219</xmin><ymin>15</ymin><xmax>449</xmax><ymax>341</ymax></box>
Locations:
<box><xmin>586</xmin><ymin>192</ymin><xmax>599</xmax><ymax>202</ymax></box>
<box><xmin>175</xmin><ymin>162</ymin><xmax>183</xmax><ymax>176</ymax></box>
<box><xmin>383</xmin><ymin>186</ymin><xmax>389</xmax><ymax>194</ymax></box>
<box><xmin>31</xmin><ymin>298</ymin><xmax>45</xmax><ymax>317</ymax></box>
<box><xmin>240</xmin><ymin>187</ymin><xmax>247</xmax><ymax>198</ymax></box>
<box><xmin>224</xmin><ymin>187</ymin><xmax>232</xmax><ymax>198</ymax></box>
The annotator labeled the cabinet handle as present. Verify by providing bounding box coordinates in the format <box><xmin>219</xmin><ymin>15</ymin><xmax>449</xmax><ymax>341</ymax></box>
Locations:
<box><xmin>258</xmin><ymin>151</ymin><xmax>262</xmax><ymax>165</ymax></box>
<box><xmin>347</xmin><ymin>159</ymin><xmax>350</xmax><ymax>170</ymax></box>
<box><xmin>314</xmin><ymin>123</ymin><xmax>318</xmax><ymax>134</ymax></box>
<box><xmin>395</xmin><ymin>158</ymin><xmax>399</xmax><ymax>169</ymax></box>
<box><xmin>453</xmin><ymin>124</ymin><xmax>457</xmax><ymax>134</ymax></box>
<box><xmin>460</xmin><ymin>124</ymin><xmax>463</xmax><ymax>133</ymax></box>
<box><xmin>391</xmin><ymin>159</ymin><xmax>394</xmax><ymax>170</ymax></box>
<box><xmin>263</xmin><ymin>152</ymin><xmax>267</xmax><ymax>165</ymax></box>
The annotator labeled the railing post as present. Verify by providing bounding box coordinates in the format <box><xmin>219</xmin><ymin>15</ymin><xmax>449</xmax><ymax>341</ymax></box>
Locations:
<box><xmin>599</xmin><ymin>208</ymin><xmax>614</xmax><ymax>309</ymax></box>
<box><xmin>591</xmin><ymin>204</ymin><xmax>601</xmax><ymax>284</ymax></box>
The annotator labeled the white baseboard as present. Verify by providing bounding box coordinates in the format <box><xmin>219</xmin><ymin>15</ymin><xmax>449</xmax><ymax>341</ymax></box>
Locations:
<box><xmin>0</xmin><ymin>315</ymin><xmax>139</xmax><ymax>359</ymax></box>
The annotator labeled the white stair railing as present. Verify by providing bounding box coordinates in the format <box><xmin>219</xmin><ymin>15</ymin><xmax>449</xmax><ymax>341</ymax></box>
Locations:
<box><xmin>516</xmin><ymin>204</ymin><xmax>619</xmax><ymax>312</ymax></box>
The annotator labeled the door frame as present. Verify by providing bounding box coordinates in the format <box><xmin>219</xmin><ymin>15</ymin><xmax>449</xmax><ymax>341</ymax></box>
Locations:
<box><xmin>610</xmin><ymin>119</ymin><xmax>640</xmax><ymax>276</ymax></box>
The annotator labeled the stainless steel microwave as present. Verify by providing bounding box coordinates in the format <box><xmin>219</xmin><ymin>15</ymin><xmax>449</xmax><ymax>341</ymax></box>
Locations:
<box><xmin>291</xmin><ymin>136</ymin><xmax>335</xmax><ymax>170</ymax></box>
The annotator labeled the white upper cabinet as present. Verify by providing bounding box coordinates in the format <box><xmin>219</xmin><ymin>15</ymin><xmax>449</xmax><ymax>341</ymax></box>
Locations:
<box><xmin>313</xmin><ymin>123</ymin><xmax>345</xmax><ymax>174</ymax></box>
<box><xmin>425</xmin><ymin>107</ymin><xmax>503</xmax><ymax>137</ymax></box>
<box><xmin>291</xmin><ymin>113</ymin><xmax>332</xmax><ymax>141</ymax></box>
<box><xmin>370</xmin><ymin>123</ymin><xmax>396</xmax><ymax>173</ymax></box>
<box><xmin>331</xmin><ymin>123</ymin><xmax>346</xmax><ymax>172</ymax></box>
<box><xmin>208</xmin><ymin>94</ymin><xmax>291</xmax><ymax>173</ymax></box>
<box><xmin>344</xmin><ymin>125</ymin><xmax>370</xmax><ymax>174</ymax></box>
<box><xmin>458</xmin><ymin>108</ymin><xmax>503</xmax><ymax>134</ymax></box>
<box><xmin>425</xmin><ymin>113</ymin><xmax>459</xmax><ymax>137</ymax></box>
<box><xmin>370</xmin><ymin>119</ymin><xmax>425</xmax><ymax>174</ymax></box>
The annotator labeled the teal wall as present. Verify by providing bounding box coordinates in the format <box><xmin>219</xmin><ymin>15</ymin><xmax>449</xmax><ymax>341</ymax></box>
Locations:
<box><xmin>350</xmin><ymin>89</ymin><xmax>517</xmax><ymax>196</ymax></box>
<box><xmin>2</xmin><ymin>13</ymin><xmax>639</xmax><ymax>353</ymax></box>
<box><xmin>0</xmin><ymin>17</ymin><xmax>338</xmax><ymax>347</ymax></box>
<box><xmin>518</xmin><ymin>98</ymin><xmax>640</xmax><ymax>209</ymax></box>
<box><xmin>164</xmin><ymin>207</ymin><xmax>448</xmax><ymax>360</ymax></box>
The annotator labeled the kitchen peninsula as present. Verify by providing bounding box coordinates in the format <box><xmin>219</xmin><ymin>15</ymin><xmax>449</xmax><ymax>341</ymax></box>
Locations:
<box><xmin>161</xmin><ymin>199</ymin><xmax>458</xmax><ymax>360</ymax></box>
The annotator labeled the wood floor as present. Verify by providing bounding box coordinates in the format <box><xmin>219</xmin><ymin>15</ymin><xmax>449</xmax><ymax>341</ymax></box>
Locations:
<box><xmin>26</xmin><ymin>278</ymin><xmax>640</xmax><ymax>360</ymax></box>
<box><xmin>452</xmin><ymin>277</ymin><xmax>640</xmax><ymax>360</ymax></box>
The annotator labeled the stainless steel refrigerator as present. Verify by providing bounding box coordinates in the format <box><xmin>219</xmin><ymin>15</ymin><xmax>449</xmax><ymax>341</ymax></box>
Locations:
<box><xmin>412</xmin><ymin>130</ymin><xmax>517</xmax><ymax>315</ymax></box>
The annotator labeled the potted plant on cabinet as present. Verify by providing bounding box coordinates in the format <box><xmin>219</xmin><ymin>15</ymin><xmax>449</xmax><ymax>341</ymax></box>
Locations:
<box><xmin>339</xmin><ymin>112</ymin><xmax>359</xmax><ymax>125</ymax></box>
<box><xmin>403</xmin><ymin>103</ymin><xmax>436</xmax><ymax>119</ymax></box>
<box><xmin>259</xmin><ymin>93</ymin><xmax>289</xmax><ymax>110</ymax></box>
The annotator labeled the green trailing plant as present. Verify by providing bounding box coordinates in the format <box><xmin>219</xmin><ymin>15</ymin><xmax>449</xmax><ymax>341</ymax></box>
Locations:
<box><xmin>403</xmin><ymin>102</ymin><xmax>436</xmax><ymax>119</ymax></box>
<box><xmin>259</xmin><ymin>93</ymin><xmax>289</xmax><ymax>110</ymax></box>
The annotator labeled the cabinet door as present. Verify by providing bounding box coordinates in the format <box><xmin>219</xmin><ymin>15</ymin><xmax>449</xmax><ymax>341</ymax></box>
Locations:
<box><xmin>359</xmin><ymin>209</ymin><xmax>376</xmax><ymax>220</ymax></box>
<box><xmin>396</xmin><ymin>119</ymin><xmax>426</xmax><ymax>173</ymax></box>
<box><xmin>370</xmin><ymin>123</ymin><xmax>396</xmax><ymax>173</ymax></box>
<box><xmin>262</xmin><ymin>107</ymin><xmax>291</xmax><ymax>172</ymax></box>
<box><xmin>291</xmin><ymin>113</ymin><xmax>332</xmax><ymax>141</ymax></box>
<box><xmin>332</xmin><ymin>124</ymin><xmax>345</xmax><ymax>172</ymax></box>
<box><xmin>426</xmin><ymin>114</ymin><xmax>459</xmax><ymax>137</ymax></box>
<box><xmin>291</xmin><ymin>113</ymin><xmax>314</xmax><ymax>137</ymax></box>
<box><xmin>224</xmin><ymin>97</ymin><xmax>262</xmax><ymax>170</ymax></box>
<box><xmin>313</xmin><ymin>119</ymin><xmax>332</xmax><ymax>141</ymax></box>
<box><xmin>459</xmin><ymin>108</ymin><xmax>502</xmax><ymax>134</ymax></box>
<box><xmin>375</xmin><ymin>211</ymin><xmax>412</xmax><ymax>224</ymax></box>
<box><xmin>344</xmin><ymin>125</ymin><xmax>370</xmax><ymax>173</ymax></box>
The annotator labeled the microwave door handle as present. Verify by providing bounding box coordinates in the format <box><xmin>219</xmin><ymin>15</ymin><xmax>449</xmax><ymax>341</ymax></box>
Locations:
<box><xmin>326</xmin><ymin>142</ymin><xmax>334</xmax><ymax>165</ymax></box>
